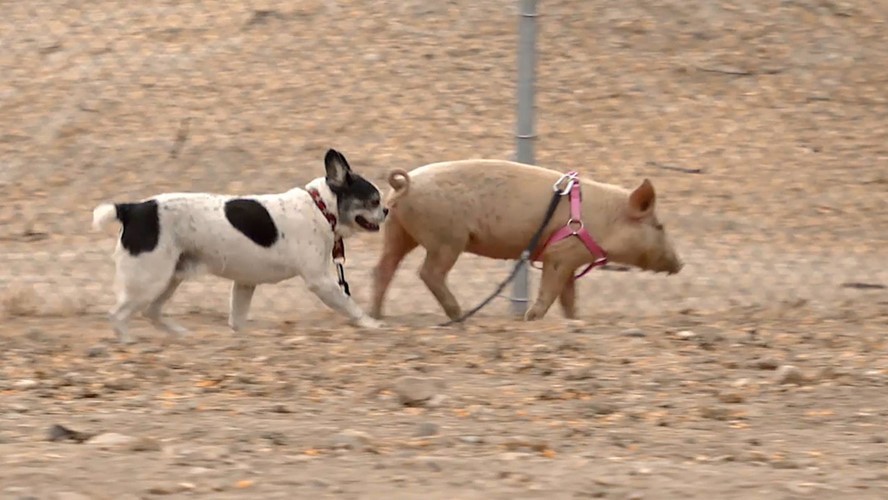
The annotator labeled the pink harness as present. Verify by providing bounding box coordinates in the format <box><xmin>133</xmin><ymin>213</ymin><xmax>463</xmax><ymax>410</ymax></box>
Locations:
<box><xmin>531</xmin><ymin>171</ymin><xmax>608</xmax><ymax>279</ymax></box>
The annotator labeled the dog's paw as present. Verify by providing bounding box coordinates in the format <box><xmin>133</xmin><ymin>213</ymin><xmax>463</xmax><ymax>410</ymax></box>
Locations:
<box><xmin>355</xmin><ymin>316</ymin><xmax>385</xmax><ymax>329</ymax></box>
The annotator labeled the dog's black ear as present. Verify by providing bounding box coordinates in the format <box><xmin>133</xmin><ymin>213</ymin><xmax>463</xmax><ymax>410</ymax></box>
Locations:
<box><xmin>324</xmin><ymin>149</ymin><xmax>353</xmax><ymax>189</ymax></box>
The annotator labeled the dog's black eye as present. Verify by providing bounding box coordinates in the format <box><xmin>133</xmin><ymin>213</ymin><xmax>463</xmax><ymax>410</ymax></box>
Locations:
<box><xmin>654</xmin><ymin>222</ymin><xmax>664</xmax><ymax>231</ymax></box>
<box><xmin>369</xmin><ymin>199</ymin><xmax>380</xmax><ymax>208</ymax></box>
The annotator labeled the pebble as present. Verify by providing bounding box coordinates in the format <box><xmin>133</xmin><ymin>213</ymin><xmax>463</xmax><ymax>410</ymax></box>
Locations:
<box><xmin>54</xmin><ymin>493</ymin><xmax>92</xmax><ymax>500</ymax></box>
<box><xmin>85</xmin><ymin>345</ymin><xmax>108</xmax><ymax>358</ymax></box>
<box><xmin>414</xmin><ymin>422</ymin><xmax>440</xmax><ymax>437</ymax></box>
<box><xmin>564</xmin><ymin>366</ymin><xmax>595</xmax><ymax>381</ymax></box>
<box><xmin>47</xmin><ymin>424</ymin><xmax>92</xmax><ymax>443</ymax></box>
<box><xmin>88</xmin><ymin>432</ymin><xmax>137</xmax><ymax>449</ymax></box>
<box><xmin>675</xmin><ymin>330</ymin><xmax>697</xmax><ymax>340</ymax></box>
<box><xmin>753</xmin><ymin>357</ymin><xmax>781</xmax><ymax>370</ymax></box>
<box><xmin>14</xmin><ymin>379</ymin><xmax>38</xmax><ymax>390</ymax></box>
<box><xmin>775</xmin><ymin>365</ymin><xmax>807</xmax><ymax>385</ymax></box>
<box><xmin>459</xmin><ymin>435</ymin><xmax>483</xmax><ymax>444</ymax></box>
<box><xmin>392</xmin><ymin>376</ymin><xmax>446</xmax><ymax>407</ymax></box>
<box><xmin>621</xmin><ymin>328</ymin><xmax>646</xmax><ymax>338</ymax></box>
<box><xmin>699</xmin><ymin>405</ymin><xmax>732</xmax><ymax>421</ymax></box>
<box><xmin>717</xmin><ymin>391</ymin><xmax>745</xmax><ymax>404</ymax></box>
<box><xmin>329</xmin><ymin>429</ymin><xmax>375</xmax><ymax>451</ymax></box>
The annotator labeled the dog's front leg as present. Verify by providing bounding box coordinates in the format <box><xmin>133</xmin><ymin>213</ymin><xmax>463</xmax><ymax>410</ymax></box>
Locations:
<box><xmin>304</xmin><ymin>273</ymin><xmax>383</xmax><ymax>329</ymax></box>
<box><xmin>228</xmin><ymin>282</ymin><xmax>256</xmax><ymax>332</ymax></box>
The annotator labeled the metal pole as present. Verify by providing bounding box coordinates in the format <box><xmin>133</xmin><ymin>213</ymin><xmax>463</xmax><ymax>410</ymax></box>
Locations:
<box><xmin>509</xmin><ymin>0</ymin><xmax>538</xmax><ymax>316</ymax></box>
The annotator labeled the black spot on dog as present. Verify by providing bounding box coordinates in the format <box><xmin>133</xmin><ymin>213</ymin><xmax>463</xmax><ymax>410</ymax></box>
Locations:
<box><xmin>224</xmin><ymin>198</ymin><xmax>279</xmax><ymax>248</ymax></box>
<box><xmin>116</xmin><ymin>200</ymin><xmax>160</xmax><ymax>256</ymax></box>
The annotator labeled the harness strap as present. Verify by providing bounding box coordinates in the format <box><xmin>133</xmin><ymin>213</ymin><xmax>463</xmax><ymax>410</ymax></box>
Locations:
<box><xmin>307</xmin><ymin>187</ymin><xmax>350</xmax><ymax>296</ymax></box>
<box><xmin>532</xmin><ymin>171</ymin><xmax>608</xmax><ymax>279</ymax></box>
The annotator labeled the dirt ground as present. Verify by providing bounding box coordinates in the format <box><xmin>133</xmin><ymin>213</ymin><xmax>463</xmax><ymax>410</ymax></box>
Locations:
<box><xmin>1</xmin><ymin>0</ymin><xmax>887</xmax><ymax>498</ymax></box>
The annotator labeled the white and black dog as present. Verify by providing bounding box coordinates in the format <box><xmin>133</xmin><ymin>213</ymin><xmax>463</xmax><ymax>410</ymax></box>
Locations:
<box><xmin>91</xmin><ymin>149</ymin><xmax>387</xmax><ymax>343</ymax></box>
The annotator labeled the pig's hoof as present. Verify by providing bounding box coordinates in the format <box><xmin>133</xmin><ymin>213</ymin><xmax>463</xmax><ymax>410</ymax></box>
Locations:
<box><xmin>523</xmin><ymin>309</ymin><xmax>543</xmax><ymax>321</ymax></box>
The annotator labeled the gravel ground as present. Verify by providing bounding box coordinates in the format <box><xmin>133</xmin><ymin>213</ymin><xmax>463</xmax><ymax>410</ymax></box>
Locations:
<box><xmin>1</xmin><ymin>0</ymin><xmax>886</xmax><ymax>498</ymax></box>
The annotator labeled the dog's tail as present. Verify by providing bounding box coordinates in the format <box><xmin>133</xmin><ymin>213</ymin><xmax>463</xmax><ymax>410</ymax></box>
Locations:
<box><xmin>385</xmin><ymin>168</ymin><xmax>411</xmax><ymax>208</ymax></box>
<box><xmin>92</xmin><ymin>203</ymin><xmax>119</xmax><ymax>231</ymax></box>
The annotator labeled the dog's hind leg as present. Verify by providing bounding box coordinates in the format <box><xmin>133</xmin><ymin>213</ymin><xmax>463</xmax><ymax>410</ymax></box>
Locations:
<box><xmin>418</xmin><ymin>243</ymin><xmax>465</xmax><ymax>321</ymax></box>
<box><xmin>109</xmin><ymin>248</ymin><xmax>179</xmax><ymax>343</ymax></box>
<box><xmin>228</xmin><ymin>282</ymin><xmax>256</xmax><ymax>332</ymax></box>
<box><xmin>371</xmin><ymin>217</ymin><xmax>419</xmax><ymax>319</ymax></box>
<box><xmin>143</xmin><ymin>277</ymin><xmax>188</xmax><ymax>337</ymax></box>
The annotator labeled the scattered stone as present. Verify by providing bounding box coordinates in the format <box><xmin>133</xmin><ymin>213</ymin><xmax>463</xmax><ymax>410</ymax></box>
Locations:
<box><xmin>564</xmin><ymin>366</ymin><xmax>595</xmax><ymax>381</ymax></box>
<box><xmin>753</xmin><ymin>357</ymin><xmax>780</xmax><ymax>370</ymax></box>
<box><xmin>8</xmin><ymin>403</ymin><xmax>29</xmax><ymax>413</ymax></box>
<box><xmin>699</xmin><ymin>405</ymin><xmax>732</xmax><ymax>421</ymax></box>
<box><xmin>54</xmin><ymin>493</ymin><xmax>92</xmax><ymax>500</ymax></box>
<box><xmin>270</xmin><ymin>403</ymin><xmax>294</xmax><ymax>414</ymax></box>
<box><xmin>621</xmin><ymin>328</ymin><xmax>646</xmax><ymax>338</ymax></box>
<box><xmin>145</xmin><ymin>484</ymin><xmax>190</xmax><ymax>495</ymax></box>
<box><xmin>47</xmin><ymin>424</ymin><xmax>92</xmax><ymax>443</ymax></box>
<box><xmin>584</xmin><ymin>401</ymin><xmax>617</xmax><ymax>416</ymax></box>
<box><xmin>14</xmin><ymin>379</ymin><xmax>38</xmax><ymax>390</ymax></box>
<box><xmin>498</xmin><ymin>452</ymin><xmax>533</xmax><ymax>461</ymax></box>
<box><xmin>85</xmin><ymin>345</ymin><xmax>108</xmax><ymax>358</ymax></box>
<box><xmin>538</xmin><ymin>389</ymin><xmax>561</xmax><ymax>400</ymax></box>
<box><xmin>566</xmin><ymin>319</ymin><xmax>587</xmax><ymax>333</ymax></box>
<box><xmin>103</xmin><ymin>378</ymin><xmax>138</xmax><ymax>391</ymax></box>
<box><xmin>676</xmin><ymin>330</ymin><xmax>697</xmax><ymax>340</ymax></box>
<box><xmin>414</xmin><ymin>422</ymin><xmax>439</xmax><ymax>437</ymax></box>
<box><xmin>392</xmin><ymin>376</ymin><xmax>446</xmax><ymax>407</ymax></box>
<box><xmin>500</xmin><ymin>436</ymin><xmax>548</xmax><ymax>452</ymax></box>
<box><xmin>717</xmin><ymin>391</ymin><xmax>745</xmax><ymax>404</ymax></box>
<box><xmin>775</xmin><ymin>365</ymin><xmax>807</xmax><ymax>385</ymax></box>
<box><xmin>459</xmin><ymin>436</ymin><xmax>484</xmax><ymax>444</ymax></box>
<box><xmin>329</xmin><ymin>429</ymin><xmax>375</xmax><ymax>451</ymax></box>
<box><xmin>167</xmin><ymin>444</ymin><xmax>230</xmax><ymax>464</ymax></box>
<box><xmin>88</xmin><ymin>432</ymin><xmax>137</xmax><ymax>450</ymax></box>
<box><xmin>127</xmin><ymin>437</ymin><xmax>162</xmax><ymax>452</ymax></box>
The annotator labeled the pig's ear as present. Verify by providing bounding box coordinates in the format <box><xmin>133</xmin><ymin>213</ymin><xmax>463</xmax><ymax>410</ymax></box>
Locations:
<box><xmin>628</xmin><ymin>178</ymin><xmax>656</xmax><ymax>218</ymax></box>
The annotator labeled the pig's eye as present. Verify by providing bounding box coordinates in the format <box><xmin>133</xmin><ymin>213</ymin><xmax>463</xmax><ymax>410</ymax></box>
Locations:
<box><xmin>654</xmin><ymin>222</ymin><xmax>664</xmax><ymax>231</ymax></box>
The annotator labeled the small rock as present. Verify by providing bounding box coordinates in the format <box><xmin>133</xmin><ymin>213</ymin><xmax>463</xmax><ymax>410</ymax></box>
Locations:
<box><xmin>414</xmin><ymin>422</ymin><xmax>439</xmax><ymax>437</ymax></box>
<box><xmin>564</xmin><ymin>366</ymin><xmax>595</xmax><ymax>381</ymax></box>
<box><xmin>627</xmin><ymin>493</ymin><xmax>645</xmax><ymax>500</ymax></box>
<box><xmin>270</xmin><ymin>403</ymin><xmax>294</xmax><ymax>414</ymax></box>
<box><xmin>85</xmin><ymin>345</ymin><xmax>108</xmax><ymax>358</ymax></box>
<box><xmin>566</xmin><ymin>319</ymin><xmax>587</xmax><ymax>333</ymax></box>
<box><xmin>8</xmin><ymin>403</ymin><xmax>29</xmax><ymax>413</ymax></box>
<box><xmin>585</xmin><ymin>401</ymin><xmax>617</xmax><ymax>416</ymax></box>
<box><xmin>717</xmin><ymin>391</ymin><xmax>745</xmax><ymax>404</ymax></box>
<box><xmin>329</xmin><ymin>429</ymin><xmax>375</xmax><ymax>451</ymax></box>
<box><xmin>675</xmin><ymin>330</ymin><xmax>696</xmax><ymax>340</ymax></box>
<box><xmin>500</xmin><ymin>436</ymin><xmax>548</xmax><ymax>452</ymax></box>
<box><xmin>459</xmin><ymin>436</ymin><xmax>484</xmax><ymax>444</ymax></box>
<box><xmin>47</xmin><ymin>424</ymin><xmax>92</xmax><ymax>443</ymax></box>
<box><xmin>498</xmin><ymin>452</ymin><xmax>532</xmax><ymax>461</ymax></box>
<box><xmin>88</xmin><ymin>432</ymin><xmax>137</xmax><ymax>449</ymax></box>
<box><xmin>753</xmin><ymin>357</ymin><xmax>780</xmax><ymax>370</ymax></box>
<box><xmin>14</xmin><ymin>379</ymin><xmax>38</xmax><ymax>390</ymax></box>
<box><xmin>103</xmin><ymin>378</ymin><xmax>138</xmax><ymax>391</ymax></box>
<box><xmin>127</xmin><ymin>437</ymin><xmax>162</xmax><ymax>452</ymax></box>
<box><xmin>392</xmin><ymin>376</ymin><xmax>446</xmax><ymax>407</ymax></box>
<box><xmin>54</xmin><ymin>493</ymin><xmax>92</xmax><ymax>500</ymax></box>
<box><xmin>621</xmin><ymin>328</ymin><xmax>646</xmax><ymax>338</ymax></box>
<box><xmin>775</xmin><ymin>365</ymin><xmax>807</xmax><ymax>385</ymax></box>
<box><xmin>146</xmin><ymin>484</ymin><xmax>189</xmax><ymax>495</ymax></box>
<box><xmin>699</xmin><ymin>405</ymin><xmax>732</xmax><ymax>421</ymax></box>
